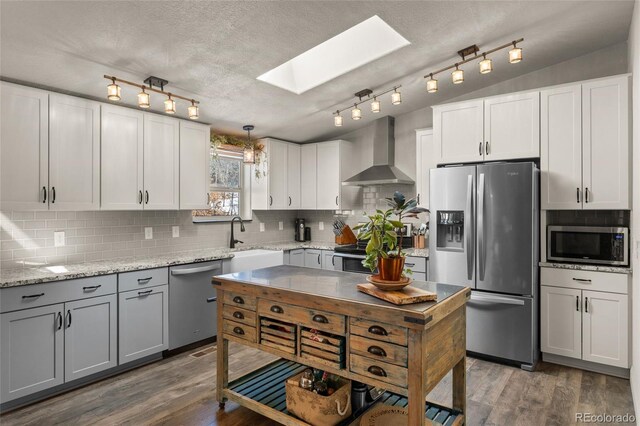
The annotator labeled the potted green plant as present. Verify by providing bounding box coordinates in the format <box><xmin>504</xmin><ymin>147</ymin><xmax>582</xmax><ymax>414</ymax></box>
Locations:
<box><xmin>353</xmin><ymin>192</ymin><xmax>428</xmax><ymax>282</ymax></box>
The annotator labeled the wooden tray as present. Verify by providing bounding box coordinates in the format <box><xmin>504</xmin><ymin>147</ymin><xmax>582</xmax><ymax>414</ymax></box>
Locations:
<box><xmin>357</xmin><ymin>283</ymin><xmax>437</xmax><ymax>305</ymax></box>
<box><xmin>366</xmin><ymin>275</ymin><xmax>412</xmax><ymax>291</ymax></box>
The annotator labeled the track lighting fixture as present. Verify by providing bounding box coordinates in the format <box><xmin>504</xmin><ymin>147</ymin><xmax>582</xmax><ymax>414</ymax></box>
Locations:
<box><xmin>351</xmin><ymin>104</ymin><xmax>362</xmax><ymax>120</ymax></box>
<box><xmin>243</xmin><ymin>125</ymin><xmax>255</xmax><ymax>164</ymax></box>
<box><xmin>371</xmin><ymin>97</ymin><xmax>380</xmax><ymax>113</ymax></box>
<box><xmin>103</xmin><ymin>75</ymin><xmax>200</xmax><ymax>119</ymax></box>
<box><xmin>334</xmin><ymin>111</ymin><xmax>343</xmax><ymax>127</ymax></box>
<box><xmin>423</xmin><ymin>38</ymin><xmax>524</xmax><ymax>94</ymax></box>
<box><xmin>331</xmin><ymin>85</ymin><xmax>402</xmax><ymax>126</ymax></box>
<box><xmin>391</xmin><ymin>88</ymin><xmax>402</xmax><ymax>105</ymax></box>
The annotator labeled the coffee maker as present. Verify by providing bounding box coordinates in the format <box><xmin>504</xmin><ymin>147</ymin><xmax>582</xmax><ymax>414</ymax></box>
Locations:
<box><xmin>295</xmin><ymin>219</ymin><xmax>306</xmax><ymax>242</ymax></box>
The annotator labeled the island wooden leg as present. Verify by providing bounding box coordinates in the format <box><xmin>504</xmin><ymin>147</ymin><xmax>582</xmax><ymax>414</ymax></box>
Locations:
<box><xmin>216</xmin><ymin>292</ymin><xmax>228</xmax><ymax>409</ymax></box>
<box><xmin>407</xmin><ymin>328</ymin><xmax>426</xmax><ymax>426</ymax></box>
<box><xmin>452</xmin><ymin>357</ymin><xmax>466</xmax><ymax>415</ymax></box>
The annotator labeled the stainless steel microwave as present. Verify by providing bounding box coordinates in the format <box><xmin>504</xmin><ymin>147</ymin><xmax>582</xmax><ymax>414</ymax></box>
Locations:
<box><xmin>547</xmin><ymin>226</ymin><xmax>629</xmax><ymax>266</ymax></box>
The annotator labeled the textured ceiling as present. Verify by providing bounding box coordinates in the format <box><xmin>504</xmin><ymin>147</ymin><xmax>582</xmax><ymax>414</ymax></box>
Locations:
<box><xmin>0</xmin><ymin>1</ymin><xmax>634</xmax><ymax>142</ymax></box>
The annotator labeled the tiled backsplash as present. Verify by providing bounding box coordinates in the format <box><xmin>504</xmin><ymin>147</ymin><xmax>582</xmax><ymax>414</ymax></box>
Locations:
<box><xmin>0</xmin><ymin>210</ymin><xmax>298</xmax><ymax>270</ymax></box>
<box><xmin>547</xmin><ymin>210</ymin><xmax>630</xmax><ymax>227</ymax></box>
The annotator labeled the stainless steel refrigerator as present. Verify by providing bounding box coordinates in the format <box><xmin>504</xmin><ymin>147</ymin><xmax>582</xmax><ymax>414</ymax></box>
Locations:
<box><xmin>429</xmin><ymin>162</ymin><xmax>539</xmax><ymax>370</ymax></box>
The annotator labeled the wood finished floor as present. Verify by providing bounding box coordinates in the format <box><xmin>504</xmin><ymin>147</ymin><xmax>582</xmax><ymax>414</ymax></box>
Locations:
<box><xmin>1</xmin><ymin>342</ymin><xmax>635</xmax><ymax>426</ymax></box>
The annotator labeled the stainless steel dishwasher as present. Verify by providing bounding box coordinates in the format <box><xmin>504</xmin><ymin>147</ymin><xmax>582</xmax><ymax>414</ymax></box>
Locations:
<box><xmin>168</xmin><ymin>260</ymin><xmax>222</xmax><ymax>350</ymax></box>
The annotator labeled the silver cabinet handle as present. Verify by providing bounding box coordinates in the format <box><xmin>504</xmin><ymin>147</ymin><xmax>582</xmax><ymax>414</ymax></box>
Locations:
<box><xmin>171</xmin><ymin>264</ymin><xmax>221</xmax><ymax>275</ymax></box>
<box><xmin>465</xmin><ymin>174</ymin><xmax>474</xmax><ymax>280</ymax></box>
<box><xmin>469</xmin><ymin>293</ymin><xmax>524</xmax><ymax>306</ymax></box>
<box><xmin>478</xmin><ymin>173</ymin><xmax>486</xmax><ymax>281</ymax></box>
<box><xmin>206</xmin><ymin>297</ymin><xmax>217</xmax><ymax>303</ymax></box>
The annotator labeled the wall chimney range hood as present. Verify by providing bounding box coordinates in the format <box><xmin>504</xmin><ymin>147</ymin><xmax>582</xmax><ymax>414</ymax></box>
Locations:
<box><xmin>342</xmin><ymin>116</ymin><xmax>414</xmax><ymax>186</ymax></box>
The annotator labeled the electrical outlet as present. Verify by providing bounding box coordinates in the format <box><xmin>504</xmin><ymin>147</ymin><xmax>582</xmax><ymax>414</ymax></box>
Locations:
<box><xmin>260</xmin><ymin>223</ymin><xmax>265</xmax><ymax>232</ymax></box>
<box><xmin>172</xmin><ymin>226</ymin><xmax>179</xmax><ymax>238</ymax></box>
<box><xmin>279</xmin><ymin>221</ymin><xmax>283</xmax><ymax>231</ymax></box>
<box><xmin>319</xmin><ymin>221</ymin><xmax>324</xmax><ymax>231</ymax></box>
<box><xmin>54</xmin><ymin>231</ymin><xmax>65</xmax><ymax>247</ymax></box>
<box><xmin>145</xmin><ymin>227</ymin><xmax>153</xmax><ymax>240</ymax></box>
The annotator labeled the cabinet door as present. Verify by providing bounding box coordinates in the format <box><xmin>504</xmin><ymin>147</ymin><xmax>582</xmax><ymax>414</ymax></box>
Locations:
<box><xmin>64</xmin><ymin>294</ymin><xmax>117</xmax><ymax>382</ymax></box>
<box><xmin>0</xmin><ymin>82</ymin><xmax>49</xmax><ymax>210</ymax></box>
<box><xmin>540</xmin><ymin>286</ymin><xmax>582</xmax><ymax>360</ymax></box>
<box><xmin>101</xmin><ymin>105</ymin><xmax>144</xmax><ymax>210</ymax></box>
<box><xmin>415</xmin><ymin>129</ymin><xmax>433</xmax><ymax>209</ymax></box>
<box><xmin>582</xmin><ymin>290</ymin><xmax>628</xmax><ymax>368</ymax></box>
<box><xmin>316</xmin><ymin>142</ymin><xmax>340</xmax><ymax>209</ymax></box>
<box><xmin>289</xmin><ymin>249</ymin><xmax>305</xmax><ymax>267</ymax></box>
<box><xmin>268</xmin><ymin>140</ymin><xmax>288</xmax><ymax>209</ymax></box>
<box><xmin>49</xmin><ymin>94</ymin><xmax>101</xmax><ymax>211</ymax></box>
<box><xmin>321</xmin><ymin>251</ymin><xmax>336</xmax><ymax>270</ymax></box>
<box><xmin>433</xmin><ymin>100</ymin><xmax>484</xmax><ymax>165</ymax></box>
<box><xmin>287</xmin><ymin>143</ymin><xmax>301</xmax><ymax>209</ymax></box>
<box><xmin>484</xmin><ymin>92</ymin><xmax>540</xmax><ymax>161</ymax></box>
<box><xmin>119</xmin><ymin>285</ymin><xmax>169</xmax><ymax>364</ymax></box>
<box><xmin>143</xmin><ymin>114</ymin><xmax>179</xmax><ymax>210</ymax></box>
<box><xmin>179</xmin><ymin>121</ymin><xmax>210</xmax><ymax>210</ymax></box>
<box><xmin>300</xmin><ymin>144</ymin><xmax>317</xmax><ymax>209</ymax></box>
<box><xmin>0</xmin><ymin>304</ymin><xmax>64</xmax><ymax>403</ymax></box>
<box><xmin>540</xmin><ymin>85</ymin><xmax>582</xmax><ymax>210</ymax></box>
<box><xmin>304</xmin><ymin>249</ymin><xmax>322</xmax><ymax>269</ymax></box>
<box><xmin>582</xmin><ymin>76</ymin><xmax>630</xmax><ymax>209</ymax></box>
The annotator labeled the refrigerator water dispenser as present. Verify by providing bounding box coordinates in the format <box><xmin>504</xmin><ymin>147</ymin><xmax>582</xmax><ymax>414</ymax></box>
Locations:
<box><xmin>436</xmin><ymin>210</ymin><xmax>464</xmax><ymax>250</ymax></box>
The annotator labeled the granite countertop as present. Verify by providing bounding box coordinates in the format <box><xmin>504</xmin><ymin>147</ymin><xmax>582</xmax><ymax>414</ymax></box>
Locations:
<box><xmin>539</xmin><ymin>262</ymin><xmax>632</xmax><ymax>275</ymax></box>
<box><xmin>404</xmin><ymin>248</ymin><xmax>429</xmax><ymax>258</ymax></box>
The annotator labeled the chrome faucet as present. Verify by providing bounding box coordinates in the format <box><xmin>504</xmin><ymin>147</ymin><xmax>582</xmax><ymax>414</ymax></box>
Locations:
<box><xmin>230</xmin><ymin>216</ymin><xmax>245</xmax><ymax>249</ymax></box>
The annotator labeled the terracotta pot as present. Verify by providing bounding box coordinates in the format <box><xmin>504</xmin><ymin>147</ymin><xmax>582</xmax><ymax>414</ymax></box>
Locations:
<box><xmin>378</xmin><ymin>256</ymin><xmax>405</xmax><ymax>282</ymax></box>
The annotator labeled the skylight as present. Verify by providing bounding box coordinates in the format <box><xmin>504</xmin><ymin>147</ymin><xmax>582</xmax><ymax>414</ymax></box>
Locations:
<box><xmin>257</xmin><ymin>15</ymin><xmax>410</xmax><ymax>94</ymax></box>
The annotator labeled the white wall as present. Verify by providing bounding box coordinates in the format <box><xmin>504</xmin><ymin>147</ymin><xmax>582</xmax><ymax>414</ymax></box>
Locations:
<box><xmin>628</xmin><ymin>0</ymin><xmax>640</xmax><ymax>414</ymax></box>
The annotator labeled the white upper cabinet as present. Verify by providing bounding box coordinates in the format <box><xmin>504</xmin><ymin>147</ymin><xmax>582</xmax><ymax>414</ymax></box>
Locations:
<box><xmin>582</xmin><ymin>76</ymin><xmax>629</xmax><ymax>210</ymax></box>
<box><xmin>415</xmin><ymin>128</ymin><xmax>433</xmax><ymax>209</ymax></box>
<box><xmin>433</xmin><ymin>100</ymin><xmax>484</xmax><ymax>165</ymax></box>
<box><xmin>541</xmin><ymin>85</ymin><xmax>583</xmax><ymax>209</ymax></box>
<box><xmin>251</xmin><ymin>138</ymin><xmax>295</xmax><ymax>210</ymax></box>
<box><xmin>101</xmin><ymin>105</ymin><xmax>144</xmax><ymax>210</ymax></box>
<box><xmin>300</xmin><ymin>144</ymin><xmax>317</xmax><ymax>209</ymax></box>
<box><xmin>287</xmin><ymin>143</ymin><xmax>301</xmax><ymax>209</ymax></box>
<box><xmin>143</xmin><ymin>114</ymin><xmax>179</xmax><ymax>210</ymax></box>
<box><xmin>316</xmin><ymin>141</ymin><xmax>341</xmax><ymax>209</ymax></box>
<box><xmin>484</xmin><ymin>92</ymin><xmax>540</xmax><ymax>161</ymax></box>
<box><xmin>0</xmin><ymin>82</ymin><xmax>49</xmax><ymax>210</ymax></box>
<box><xmin>49</xmin><ymin>94</ymin><xmax>101</xmax><ymax>211</ymax></box>
<box><xmin>179</xmin><ymin>121</ymin><xmax>210</xmax><ymax>210</ymax></box>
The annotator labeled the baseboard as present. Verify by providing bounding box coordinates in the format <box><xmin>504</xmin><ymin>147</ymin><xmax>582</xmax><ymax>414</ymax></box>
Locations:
<box><xmin>543</xmin><ymin>353</ymin><xmax>630</xmax><ymax>379</ymax></box>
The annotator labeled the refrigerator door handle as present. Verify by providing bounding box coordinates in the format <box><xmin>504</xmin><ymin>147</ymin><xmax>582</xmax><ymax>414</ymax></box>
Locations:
<box><xmin>469</xmin><ymin>293</ymin><xmax>525</xmax><ymax>306</ymax></box>
<box><xmin>478</xmin><ymin>173</ymin><xmax>486</xmax><ymax>281</ymax></box>
<box><xmin>465</xmin><ymin>174</ymin><xmax>474</xmax><ymax>280</ymax></box>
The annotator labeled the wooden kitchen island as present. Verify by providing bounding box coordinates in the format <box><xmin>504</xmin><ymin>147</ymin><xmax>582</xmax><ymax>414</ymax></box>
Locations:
<box><xmin>213</xmin><ymin>265</ymin><xmax>470</xmax><ymax>426</ymax></box>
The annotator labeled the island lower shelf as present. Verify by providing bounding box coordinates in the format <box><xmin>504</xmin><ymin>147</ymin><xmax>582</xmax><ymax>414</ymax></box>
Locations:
<box><xmin>225</xmin><ymin>358</ymin><xmax>464</xmax><ymax>426</ymax></box>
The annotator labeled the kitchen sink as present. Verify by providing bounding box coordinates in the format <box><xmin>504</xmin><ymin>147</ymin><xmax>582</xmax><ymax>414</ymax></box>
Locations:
<box><xmin>227</xmin><ymin>249</ymin><xmax>283</xmax><ymax>273</ymax></box>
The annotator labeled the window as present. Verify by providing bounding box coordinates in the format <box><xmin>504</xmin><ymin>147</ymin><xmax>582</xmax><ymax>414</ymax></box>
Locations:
<box><xmin>193</xmin><ymin>147</ymin><xmax>251</xmax><ymax>222</ymax></box>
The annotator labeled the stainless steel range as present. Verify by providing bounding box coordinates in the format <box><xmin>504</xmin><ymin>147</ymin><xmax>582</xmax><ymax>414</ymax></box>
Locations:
<box><xmin>334</xmin><ymin>237</ymin><xmax>413</xmax><ymax>274</ymax></box>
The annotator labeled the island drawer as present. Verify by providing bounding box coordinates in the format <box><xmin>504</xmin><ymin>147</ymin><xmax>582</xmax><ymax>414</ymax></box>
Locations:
<box><xmin>300</xmin><ymin>328</ymin><xmax>345</xmax><ymax>370</ymax></box>
<box><xmin>223</xmin><ymin>305</ymin><xmax>256</xmax><ymax>327</ymax></box>
<box><xmin>224</xmin><ymin>320</ymin><xmax>256</xmax><ymax>343</ymax></box>
<box><xmin>260</xmin><ymin>318</ymin><xmax>297</xmax><ymax>355</ymax></box>
<box><xmin>349</xmin><ymin>335</ymin><xmax>408</xmax><ymax>367</ymax></box>
<box><xmin>258</xmin><ymin>299</ymin><xmax>346</xmax><ymax>335</ymax></box>
<box><xmin>350</xmin><ymin>353</ymin><xmax>407</xmax><ymax>388</ymax></box>
<box><xmin>349</xmin><ymin>318</ymin><xmax>408</xmax><ymax>346</ymax></box>
<box><xmin>223</xmin><ymin>291</ymin><xmax>257</xmax><ymax>311</ymax></box>
<box><xmin>118</xmin><ymin>267</ymin><xmax>168</xmax><ymax>292</ymax></box>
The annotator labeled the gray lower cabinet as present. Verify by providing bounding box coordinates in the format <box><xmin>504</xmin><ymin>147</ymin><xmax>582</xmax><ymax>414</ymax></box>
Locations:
<box><xmin>289</xmin><ymin>249</ymin><xmax>304</xmax><ymax>267</ymax></box>
<box><xmin>64</xmin><ymin>294</ymin><xmax>117</xmax><ymax>382</ymax></box>
<box><xmin>118</xmin><ymin>284</ymin><xmax>169</xmax><ymax>364</ymax></box>
<box><xmin>321</xmin><ymin>250</ymin><xmax>336</xmax><ymax>270</ymax></box>
<box><xmin>304</xmin><ymin>249</ymin><xmax>322</xmax><ymax>269</ymax></box>
<box><xmin>0</xmin><ymin>304</ymin><xmax>65</xmax><ymax>403</ymax></box>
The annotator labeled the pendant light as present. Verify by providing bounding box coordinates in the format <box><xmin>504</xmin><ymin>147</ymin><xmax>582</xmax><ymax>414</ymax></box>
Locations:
<box><xmin>452</xmin><ymin>65</ymin><xmax>464</xmax><ymax>84</ymax></box>
<box><xmin>509</xmin><ymin>42</ymin><xmax>523</xmax><ymax>63</ymax></box>
<box><xmin>426</xmin><ymin>74</ymin><xmax>438</xmax><ymax>93</ymax></box>
<box><xmin>334</xmin><ymin>111</ymin><xmax>343</xmax><ymax>127</ymax></box>
<box><xmin>164</xmin><ymin>94</ymin><xmax>176</xmax><ymax>114</ymax></box>
<box><xmin>242</xmin><ymin>125</ymin><xmax>255</xmax><ymax>164</ymax></box>
<box><xmin>188</xmin><ymin>100</ymin><xmax>199</xmax><ymax>120</ymax></box>
<box><xmin>351</xmin><ymin>104</ymin><xmax>362</xmax><ymax>120</ymax></box>
<box><xmin>371</xmin><ymin>97</ymin><xmax>381</xmax><ymax>113</ymax></box>
<box><xmin>479</xmin><ymin>54</ymin><xmax>493</xmax><ymax>74</ymax></box>
<box><xmin>107</xmin><ymin>78</ymin><xmax>121</xmax><ymax>101</ymax></box>
<box><xmin>391</xmin><ymin>88</ymin><xmax>402</xmax><ymax>105</ymax></box>
<box><xmin>137</xmin><ymin>87</ymin><xmax>150</xmax><ymax>108</ymax></box>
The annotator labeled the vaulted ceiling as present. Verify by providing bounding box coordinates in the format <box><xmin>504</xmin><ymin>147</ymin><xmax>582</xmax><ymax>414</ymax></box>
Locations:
<box><xmin>1</xmin><ymin>1</ymin><xmax>634</xmax><ymax>142</ymax></box>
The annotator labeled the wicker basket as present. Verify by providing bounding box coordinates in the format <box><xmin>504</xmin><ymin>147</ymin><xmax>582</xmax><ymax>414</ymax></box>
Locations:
<box><xmin>285</xmin><ymin>372</ymin><xmax>352</xmax><ymax>426</ymax></box>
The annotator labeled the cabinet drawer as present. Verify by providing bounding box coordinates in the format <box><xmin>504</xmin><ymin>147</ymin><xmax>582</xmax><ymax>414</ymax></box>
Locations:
<box><xmin>350</xmin><ymin>335</ymin><xmax>408</xmax><ymax>367</ymax></box>
<box><xmin>258</xmin><ymin>299</ymin><xmax>346</xmax><ymax>335</ymax></box>
<box><xmin>257</xmin><ymin>299</ymin><xmax>305</xmax><ymax>323</ymax></box>
<box><xmin>350</xmin><ymin>353</ymin><xmax>407</xmax><ymax>388</ymax></box>
<box><xmin>540</xmin><ymin>267</ymin><xmax>629</xmax><ymax>294</ymax></box>
<box><xmin>118</xmin><ymin>268</ymin><xmax>168</xmax><ymax>292</ymax></box>
<box><xmin>224</xmin><ymin>320</ymin><xmax>256</xmax><ymax>343</ymax></box>
<box><xmin>350</xmin><ymin>317</ymin><xmax>408</xmax><ymax>346</ymax></box>
<box><xmin>223</xmin><ymin>291</ymin><xmax>257</xmax><ymax>311</ymax></box>
<box><xmin>404</xmin><ymin>257</ymin><xmax>426</xmax><ymax>273</ymax></box>
<box><xmin>222</xmin><ymin>305</ymin><xmax>256</xmax><ymax>327</ymax></box>
<box><xmin>1</xmin><ymin>275</ymin><xmax>117</xmax><ymax>313</ymax></box>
